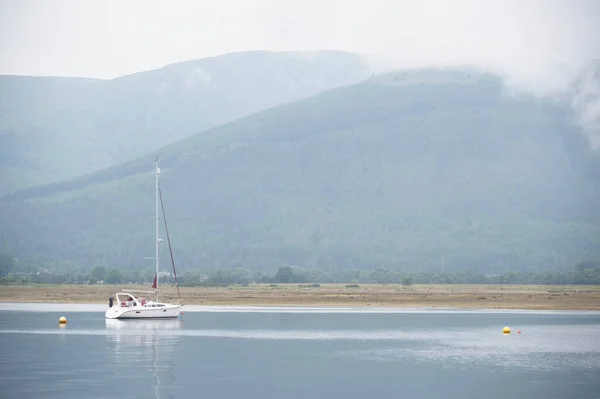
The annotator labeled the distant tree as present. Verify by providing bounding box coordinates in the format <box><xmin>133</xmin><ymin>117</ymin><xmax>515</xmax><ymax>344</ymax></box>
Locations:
<box><xmin>504</xmin><ymin>272</ymin><xmax>519</xmax><ymax>284</ymax></box>
<box><xmin>208</xmin><ymin>268</ymin><xmax>233</xmax><ymax>286</ymax></box>
<box><xmin>90</xmin><ymin>265</ymin><xmax>106</xmax><ymax>283</ymax></box>
<box><xmin>181</xmin><ymin>269</ymin><xmax>205</xmax><ymax>286</ymax></box>
<box><xmin>0</xmin><ymin>253</ymin><xmax>14</xmax><ymax>277</ymax></box>
<box><xmin>105</xmin><ymin>268</ymin><xmax>123</xmax><ymax>284</ymax></box>
<box><xmin>402</xmin><ymin>276</ymin><xmax>414</xmax><ymax>286</ymax></box>
<box><xmin>231</xmin><ymin>267</ymin><xmax>253</xmax><ymax>285</ymax></box>
<box><xmin>274</xmin><ymin>266</ymin><xmax>294</xmax><ymax>283</ymax></box>
<box><xmin>575</xmin><ymin>261</ymin><xmax>600</xmax><ymax>272</ymax></box>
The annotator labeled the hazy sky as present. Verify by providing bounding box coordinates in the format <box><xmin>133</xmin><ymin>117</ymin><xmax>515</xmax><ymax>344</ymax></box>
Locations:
<box><xmin>1</xmin><ymin>0</ymin><xmax>599</xmax><ymax>91</ymax></box>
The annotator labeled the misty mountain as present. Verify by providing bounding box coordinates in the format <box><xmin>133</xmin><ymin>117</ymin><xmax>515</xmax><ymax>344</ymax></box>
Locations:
<box><xmin>2</xmin><ymin>68</ymin><xmax>600</xmax><ymax>273</ymax></box>
<box><xmin>0</xmin><ymin>50</ymin><xmax>372</xmax><ymax>194</ymax></box>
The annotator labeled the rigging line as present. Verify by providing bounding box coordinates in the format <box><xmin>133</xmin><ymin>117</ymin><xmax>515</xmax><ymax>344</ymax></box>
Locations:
<box><xmin>127</xmin><ymin>175</ymin><xmax>153</xmax><ymax>270</ymax></box>
<box><xmin>152</xmin><ymin>335</ymin><xmax>160</xmax><ymax>399</ymax></box>
<box><xmin>158</xmin><ymin>184</ymin><xmax>181</xmax><ymax>303</ymax></box>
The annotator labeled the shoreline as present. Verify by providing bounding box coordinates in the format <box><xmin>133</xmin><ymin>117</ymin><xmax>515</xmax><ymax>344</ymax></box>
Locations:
<box><xmin>1</xmin><ymin>283</ymin><xmax>600</xmax><ymax>311</ymax></box>
<box><xmin>2</xmin><ymin>303</ymin><xmax>600</xmax><ymax>315</ymax></box>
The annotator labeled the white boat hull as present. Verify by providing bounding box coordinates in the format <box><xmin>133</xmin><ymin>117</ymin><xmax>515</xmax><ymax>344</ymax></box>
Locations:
<box><xmin>105</xmin><ymin>304</ymin><xmax>182</xmax><ymax>319</ymax></box>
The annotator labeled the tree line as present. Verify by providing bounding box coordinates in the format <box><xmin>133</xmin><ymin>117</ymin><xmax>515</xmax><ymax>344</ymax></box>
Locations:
<box><xmin>2</xmin><ymin>253</ymin><xmax>599</xmax><ymax>286</ymax></box>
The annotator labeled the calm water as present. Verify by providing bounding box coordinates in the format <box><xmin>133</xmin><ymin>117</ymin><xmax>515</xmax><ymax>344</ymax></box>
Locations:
<box><xmin>0</xmin><ymin>305</ymin><xmax>599</xmax><ymax>399</ymax></box>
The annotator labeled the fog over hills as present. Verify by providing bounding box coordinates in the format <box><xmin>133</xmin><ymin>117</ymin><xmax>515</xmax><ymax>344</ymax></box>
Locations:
<box><xmin>2</xmin><ymin>67</ymin><xmax>599</xmax><ymax>273</ymax></box>
<box><xmin>0</xmin><ymin>50</ymin><xmax>372</xmax><ymax>194</ymax></box>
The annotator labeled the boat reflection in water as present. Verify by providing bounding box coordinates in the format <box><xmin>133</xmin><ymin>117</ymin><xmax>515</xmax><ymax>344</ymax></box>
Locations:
<box><xmin>105</xmin><ymin>318</ymin><xmax>182</xmax><ymax>399</ymax></box>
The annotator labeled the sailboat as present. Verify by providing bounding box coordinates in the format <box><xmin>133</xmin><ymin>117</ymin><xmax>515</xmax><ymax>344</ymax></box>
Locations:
<box><xmin>105</xmin><ymin>157</ymin><xmax>183</xmax><ymax>319</ymax></box>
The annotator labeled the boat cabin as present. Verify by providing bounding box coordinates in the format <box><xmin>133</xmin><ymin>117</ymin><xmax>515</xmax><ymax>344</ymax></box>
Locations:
<box><xmin>111</xmin><ymin>292</ymin><xmax>168</xmax><ymax>308</ymax></box>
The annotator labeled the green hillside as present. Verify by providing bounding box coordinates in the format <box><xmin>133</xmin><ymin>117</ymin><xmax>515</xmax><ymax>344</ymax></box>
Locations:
<box><xmin>2</xmin><ymin>68</ymin><xmax>600</xmax><ymax>273</ymax></box>
<box><xmin>0</xmin><ymin>50</ymin><xmax>372</xmax><ymax>194</ymax></box>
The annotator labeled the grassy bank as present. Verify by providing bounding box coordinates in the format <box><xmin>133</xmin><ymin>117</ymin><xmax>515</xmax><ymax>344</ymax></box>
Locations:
<box><xmin>1</xmin><ymin>283</ymin><xmax>600</xmax><ymax>310</ymax></box>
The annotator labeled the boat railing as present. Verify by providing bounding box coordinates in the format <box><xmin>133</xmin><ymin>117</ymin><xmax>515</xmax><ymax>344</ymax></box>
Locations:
<box><xmin>119</xmin><ymin>289</ymin><xmax>157</xmax><ymax>294</ymax></box>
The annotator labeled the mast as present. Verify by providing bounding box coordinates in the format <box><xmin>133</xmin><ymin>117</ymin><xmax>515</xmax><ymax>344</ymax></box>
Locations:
<box><xmin>155</xmin><ymin>157</ymin><xmax>160</xmax><ymax>300</ymax></box>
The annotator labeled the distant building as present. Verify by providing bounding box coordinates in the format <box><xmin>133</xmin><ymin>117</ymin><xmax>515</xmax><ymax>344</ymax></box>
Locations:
<box><xmin>37</xmin><ymin>268</ymin><xmax>53</xmax><ymax>275</ymax></box>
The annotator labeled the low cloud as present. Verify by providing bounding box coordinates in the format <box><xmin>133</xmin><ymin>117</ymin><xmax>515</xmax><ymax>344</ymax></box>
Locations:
<box><xmin>571</xmin><ymin>62</ymin><xmax>600</xmax><ymax>150</ymax></box>
<box><xmin>2</xmin><ymin>0</ymin><xmax>600</xmax><ymax>149</ymax></box>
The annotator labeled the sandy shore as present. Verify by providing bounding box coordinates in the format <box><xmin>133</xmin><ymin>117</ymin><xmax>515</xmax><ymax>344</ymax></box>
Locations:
<box><xmin>1</xmin><ymin>283</ymin><xmax>600</xmax><ymax>310</ymax></box>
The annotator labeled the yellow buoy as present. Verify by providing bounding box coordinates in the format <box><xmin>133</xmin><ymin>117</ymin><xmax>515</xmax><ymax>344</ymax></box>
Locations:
<box><xmin>503</xmin><ymin>326</ymin><xmax>510</xmax><ymax>334</ymax></box>
<box><xmin>59</xmin><ymin>316</ymin><xmax>67</xmax><ymax>324</ymax></box>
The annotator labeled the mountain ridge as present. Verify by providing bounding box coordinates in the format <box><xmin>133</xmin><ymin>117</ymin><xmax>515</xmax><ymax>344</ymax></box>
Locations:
<box><xmin>2</xmin><ymin>67</ymin><xmax>599</xmax><ymax>273</ymax></box>
<box><xmin>0</xmin><ymin>50</ymin><xmax>373</xmax><ymax>194</ymax></box>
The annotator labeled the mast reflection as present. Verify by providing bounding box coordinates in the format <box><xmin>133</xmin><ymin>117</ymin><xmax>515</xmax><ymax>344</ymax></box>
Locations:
<box><xmin>105</xmin><ymin>319</ymin><xmax>182</xmax><ymax>399</ymax></box>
